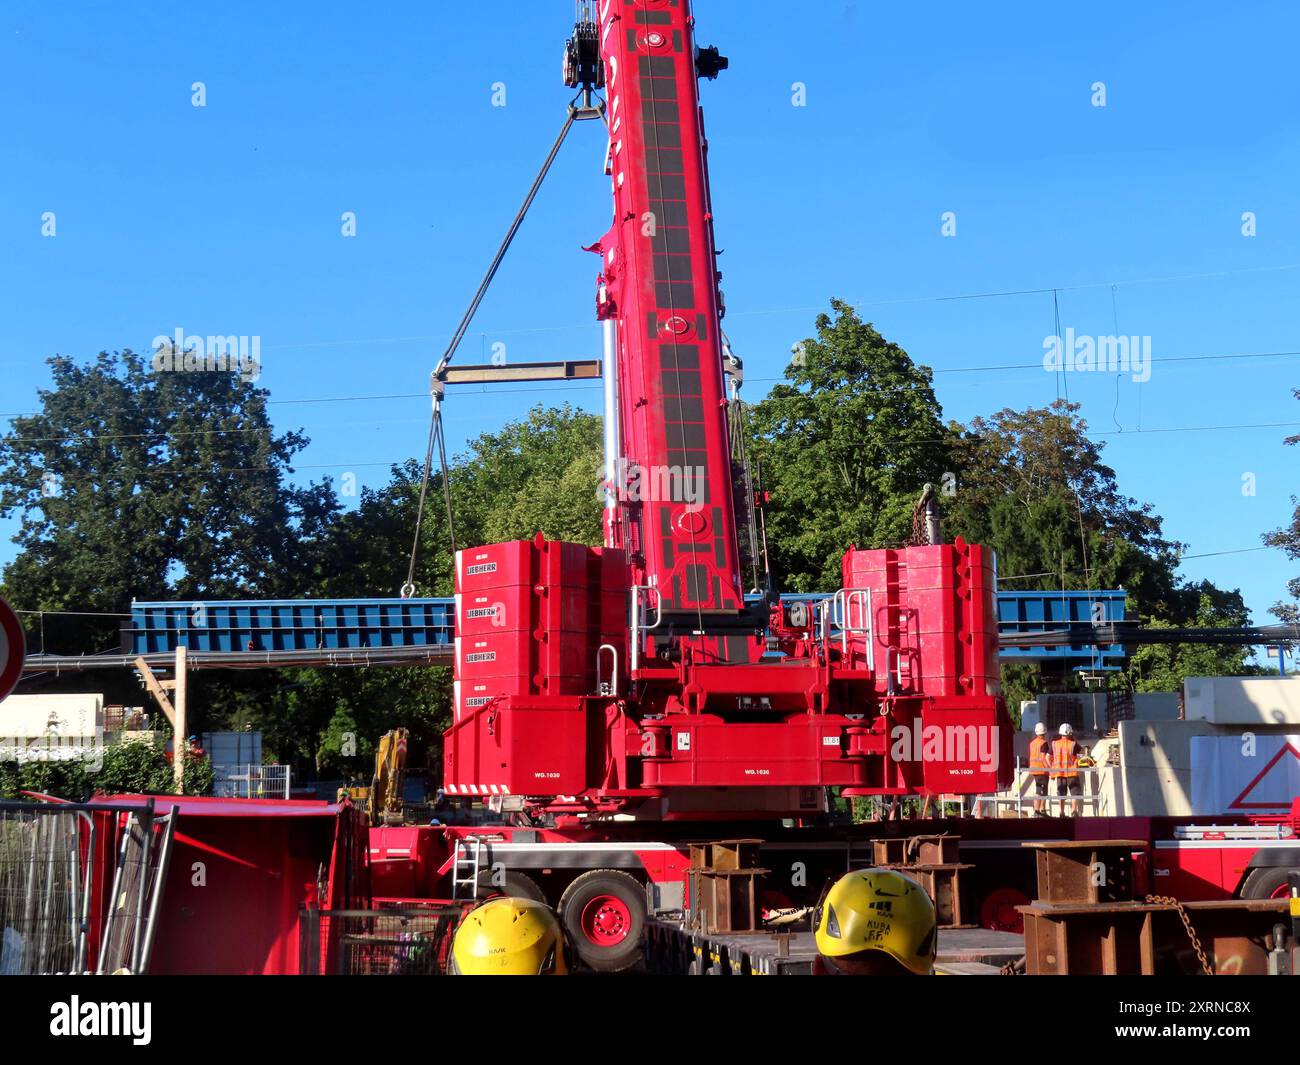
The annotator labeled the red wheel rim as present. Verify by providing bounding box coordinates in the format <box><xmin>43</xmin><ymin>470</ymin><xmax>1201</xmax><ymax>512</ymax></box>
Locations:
<box><xmin>579</xmin><ymin>894</ymin><xmax>631</xmax><ymax>946</ymax></box>
<box><xmin>1269</xmin><ymin>881</ymin><xmax>1291</xmax><ymax>900</ymax></box>
<box><xmin>981</xmin><ymin>888</ymin><xmax>1030</xmax><ymax>934</ymax></box>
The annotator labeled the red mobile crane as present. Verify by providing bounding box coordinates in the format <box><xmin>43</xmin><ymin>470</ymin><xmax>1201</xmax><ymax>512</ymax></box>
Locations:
<box><xmin>441</xmin><ymin>0</ymin><xmax>1013</xmax><ymax>818</ymax></box>
<box><xmin>364</xmin><ymin>3</ymin><xmax>1299</xmax><ymax>974</ymax></box>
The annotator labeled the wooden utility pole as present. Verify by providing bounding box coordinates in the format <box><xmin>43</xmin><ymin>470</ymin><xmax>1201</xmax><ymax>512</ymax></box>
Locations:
<box><xmin>173</xmin><ymin>646</ymin><xmax>188</xmax><ymax>794</ymax></box>
<box><xmin>133</xmin><ymin>647</ymin><xmax>189</xmax><ymax>793</ymax></box>
<box><xmin>134</xmin><ymin>657</ymin><xmax>176</xmax><ymax>729</ymax></box>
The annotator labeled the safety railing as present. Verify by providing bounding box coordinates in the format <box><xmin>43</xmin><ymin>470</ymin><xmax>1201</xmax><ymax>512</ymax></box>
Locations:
<box><xmin>820</xmin><ymin>587</ymin><xmax>873</xmax><ymax>670</ymax></box>
<box><xmin>629</xmin><ymin>584</ymin><xmax>663</xmax><ymax>673</ymax></box>
<box><xmin>976</xmin><ymin>758</ymin><xmax>1107</xmax><ymax>818</ymax></box>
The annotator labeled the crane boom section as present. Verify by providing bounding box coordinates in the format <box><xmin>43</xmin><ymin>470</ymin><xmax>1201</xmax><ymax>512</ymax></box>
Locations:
<box><xmin>594</xmin><ymin>0</ymin><xmax>743</xmax><ymax>617</ymax></box>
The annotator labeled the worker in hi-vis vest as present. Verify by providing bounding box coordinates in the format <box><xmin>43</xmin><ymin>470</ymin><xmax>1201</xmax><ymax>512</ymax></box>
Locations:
<box><xmin>1050</xmin><ymin>722</ymin><xmax>1084</xmax><ymax>817</ymax></box>
<box><xmin>1028</xmin><ymin>721</ymin><xmax>1052</xmax><ymax>816</ymax></box>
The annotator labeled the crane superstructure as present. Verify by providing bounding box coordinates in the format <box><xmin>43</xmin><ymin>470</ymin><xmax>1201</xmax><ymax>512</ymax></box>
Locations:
<box><xmin>443</xmin><ymin>1</ymin><xmax>1012</xmax><ymax>818</ymax></box>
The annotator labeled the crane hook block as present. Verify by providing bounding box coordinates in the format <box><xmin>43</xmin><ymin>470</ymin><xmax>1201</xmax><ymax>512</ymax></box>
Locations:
<box><xmin>563</xmin><ymin>16</ymin><xmax>605</xmax><ymax>91</ymax></box>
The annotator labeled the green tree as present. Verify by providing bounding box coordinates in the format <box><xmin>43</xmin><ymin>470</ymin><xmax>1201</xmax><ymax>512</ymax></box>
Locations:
<box><xmin>0</xmin><ymin>350</ymin><xmax>339</xmax><ymax>659</ymax></box>
<box><xmin>947</xmin><ymin>401</ymin><xmax>1182</xmax><ymax>612</ymax></box>
<box><xmin>747</xmin><ymin>300</ymin><xmax>953</xmax><ymax>590</ymax></box>
<box><xmin>462</xmin><ymin>405</ymin><xmax>604</xmax><ymax>549</ymax></box>
<box><xmin>291</xmin><ymin>671</ymin><xmax>449</xmax><ymax>778</ymax></box>
<box><xmin>1263</xmin><ymin>389</ymin><xmax>1300</xmax><ymax>629</ymax></box>
<box><xmin>1126</xmin><ymin>585</ymin><xmax>1270</xmax><ymax>691</ymax></box>
<box><xmin>256</xmin><ymin>404</ymin><xmax>603</xmax><ymax>772</ymax></box>
<box><xmin>0</xmin><ymin>759</ymin><xmax>88</xmax><ymax>801</ymax></box>
<box><xmin>0</xmin><ymin>738</ymin><xmax>212</xmax><ymax>801</ymax></box>
<box><xmin>322</xmin><ymin>404</ymin><xmax>603</xmax><ymax>601</ymax></box>
<box><xmin>948</xmin><ymin>401</ymin><xmax>1269</xmax><ymax>697</ymax></box>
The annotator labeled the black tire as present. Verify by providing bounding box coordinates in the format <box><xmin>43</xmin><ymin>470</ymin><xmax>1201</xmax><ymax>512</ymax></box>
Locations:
<box><xmin>1239</xmin><ymin>866</ymin><xmax>1293</xmax><ymax>900</ymax></box>
<box><xmin>475</xmin><ymin>868</ymin><xmax>547</xmax><ymax>903</ymax></box>
<box><xmin>557</xmin><ymin>869</ymin><xmax>645</xmax><ymax>973</ymax></box>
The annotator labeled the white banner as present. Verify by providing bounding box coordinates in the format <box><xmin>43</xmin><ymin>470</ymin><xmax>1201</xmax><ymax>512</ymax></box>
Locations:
<box><xmin>1190</xmin><ymin>734</ymin><xmax>1300</xmax><ymax>815</ymax></box>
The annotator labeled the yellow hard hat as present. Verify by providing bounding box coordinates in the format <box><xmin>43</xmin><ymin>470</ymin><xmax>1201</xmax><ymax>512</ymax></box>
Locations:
<box><xmin>813</xmin><ymin>868</ymin><xmax>937</xmax><ymax>975</ymax></box>
<box><xmin>450</xmin><ymin>897</ymin><xmax>568</xmax><ymax>975</ymax></box>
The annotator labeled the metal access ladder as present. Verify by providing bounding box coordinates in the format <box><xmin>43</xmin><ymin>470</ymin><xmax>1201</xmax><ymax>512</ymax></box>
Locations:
<box><xmin>450</xmin><ymin>836</ymin><xmax>487</xmax><ymax>901</ymax></box>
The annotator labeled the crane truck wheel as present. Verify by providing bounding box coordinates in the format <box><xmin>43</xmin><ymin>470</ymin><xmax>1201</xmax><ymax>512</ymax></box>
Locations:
<box><xmin>980</xmin><ymin>887</ymin><xmax>1030</xmax><ymax>933</ymax></box>
<box><xmin>475</xmin><ymin>869</ymin><xmax>547</xmax><ymax>904</ymax></box>
<box><xmin>1239</xmin><ymin>866</ymin><xmax>1295</xmax><ymax>900</ymax></box>
<box><xmin>557</xmin><ymin>869</ymin><xmax>645</xmax><ymax>972</ymax></box>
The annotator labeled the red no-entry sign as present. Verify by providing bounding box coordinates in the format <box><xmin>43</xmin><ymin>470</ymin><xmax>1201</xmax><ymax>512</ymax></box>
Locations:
<box><xmin>0</xmin><ymin>598</ymin><xmax>25</xmax><ymax>702</ymax></box>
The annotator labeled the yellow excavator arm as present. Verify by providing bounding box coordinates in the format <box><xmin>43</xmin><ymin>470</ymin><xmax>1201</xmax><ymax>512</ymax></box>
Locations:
<box><xmin>338</xmin><ymin>728</ymin><xmax>409</xmax><ymax>826</ymax></box>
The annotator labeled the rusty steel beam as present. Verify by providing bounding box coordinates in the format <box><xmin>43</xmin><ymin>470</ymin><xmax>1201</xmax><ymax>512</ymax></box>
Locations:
<box><xmin>1021</xmin><ymin>898</ymin><xmax>1290</xmax><ymax>975</ymax></box>
<box><xmin>1022</xmin><ymin>839</ymin><xmax>1147</xmax><ymax>906</ymax></box>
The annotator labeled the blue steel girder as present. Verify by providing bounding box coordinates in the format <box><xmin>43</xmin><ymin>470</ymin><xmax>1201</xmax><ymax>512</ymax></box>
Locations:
<box><xmin>128</xmin><ymin>590</ymin><xmax>1127</xmax><ymax>671</ymax></box>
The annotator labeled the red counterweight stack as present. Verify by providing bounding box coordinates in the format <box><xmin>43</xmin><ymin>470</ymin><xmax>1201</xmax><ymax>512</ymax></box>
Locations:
<box><xmin>841</xmin><ymin>539</ymin><xmax>1012</xmax><ymax>795</ymax></box>
<box><xmin>841</xmin><ymin>538</ymin><xmax>1001</xmax><ymax>699</ymax></box>
<box><xmin>452</xmin><ymin>538</ymin><xmax>595</xmax><ymax>722</ymax></box>
<box><xmin>444</xmin><ymin>536</ymin><xmax>628</xmax><ymax>797</ymax></box>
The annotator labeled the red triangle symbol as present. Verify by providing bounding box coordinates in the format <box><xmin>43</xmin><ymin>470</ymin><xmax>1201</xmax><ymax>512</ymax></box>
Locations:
<box><xmin>1229</xmin><ymin>740</ymin><xmax>1300</xmax><ymax>810</ymax></box>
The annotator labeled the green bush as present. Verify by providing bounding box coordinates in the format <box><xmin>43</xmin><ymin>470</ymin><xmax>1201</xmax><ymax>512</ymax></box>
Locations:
<box><xmin>0</xmin><ymin>736</ymin><xmax>214</xmax><ymax>802</ymax></box>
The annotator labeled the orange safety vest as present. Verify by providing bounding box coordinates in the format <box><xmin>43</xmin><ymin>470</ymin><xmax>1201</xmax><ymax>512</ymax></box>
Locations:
<box><xmin>1050</xmin><ymin>737</ymin><xmax>1080</xmax><ymax>778</ymax></box>
<box><xmin>1028</xmin><ymin>735</ymin><xmax>1051</xmax><ymax>776</ymax></box>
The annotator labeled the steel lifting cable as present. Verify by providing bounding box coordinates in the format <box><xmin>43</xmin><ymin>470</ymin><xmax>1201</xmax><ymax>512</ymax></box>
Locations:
<box><xmin>401</xmin><ymin>98</ymin><xmax>596</xmax><ymax>598</ymax></box>
<box><xmin>431</xmin><ymin>103</ymin><xmax>582</xmax><ymax>383</ymax></box>
<box><xmin>402</xmin><ymin>412</ymin><xmax>454</xmax><ymax>599</ymax></box>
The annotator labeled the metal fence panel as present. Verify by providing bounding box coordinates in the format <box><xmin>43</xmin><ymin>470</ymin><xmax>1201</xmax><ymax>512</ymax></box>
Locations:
<box><xmin>212</xmin><ymin>764</ymin><xmax>290</xmax><ymax>800</ymax></box>
<box><xmin>0</xmin><ymin>801</ymin><xmax>175</xmax><ymax>975</ymax></box>
<box><xmin>0</xmin><ymin>806</ymin><xmax>95</xmax><ymax>974</ymax></box>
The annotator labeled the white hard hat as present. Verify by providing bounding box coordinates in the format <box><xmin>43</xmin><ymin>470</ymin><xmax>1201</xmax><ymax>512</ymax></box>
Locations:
<box><xmin>1034</xmin><ymin>722</ymin><xmax>1046</xmax><ymax>735</ymax></box>
<box><xmin>1059</xmin><ymin>723</ymin><xmax>1074</xmax><ymax>737</ymax></box>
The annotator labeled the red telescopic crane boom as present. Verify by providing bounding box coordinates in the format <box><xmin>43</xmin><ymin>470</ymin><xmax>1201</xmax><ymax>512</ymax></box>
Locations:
<box><xmin>590</xmin><ymin>0</ymin><xmax>747</xmax><ymax>633</ymax></box>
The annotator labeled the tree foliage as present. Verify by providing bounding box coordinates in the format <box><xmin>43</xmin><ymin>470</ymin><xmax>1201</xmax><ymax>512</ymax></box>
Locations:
<box><xmin>1263</xmin><ymin>389</ymin><xmax>1300</xmax><ymax>629</ymax></box>
<box><xmin>946</xmin><ymin>401</ymin><xmax>1183</xmax><ymax>615</ymax></box>
<box><xmin>0</xmin><ymin>738</ymin><xmax>212</xmax><ymax>801</ymax></box>
<box><xmin>945</xmin><ymin>401</ymin><xmax>1266</xmax><ymax>691</ymax></box>
<box><xmin>1127</xmin><ymin>585</ymin><xmax>1270</xmax><ymax>692</ymax></box>
<box><xmin>0</xmin><ymin>350</ymin><xmax>338</xmax><ymax>656</ymax></box>
<box><xmin>321</xmin><ymin>405</ymin><xmax>603</xmax><ymax>602</ymax></box>
<box><xmin>747</xmin><ymin>300</ymin><xmax>952</xmax><ymax>590</ymax></box>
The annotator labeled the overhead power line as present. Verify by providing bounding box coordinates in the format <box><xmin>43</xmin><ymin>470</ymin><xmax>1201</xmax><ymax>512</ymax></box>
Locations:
<box><xmin>3</xmin><ymin>348</ymin><xmax>1297</xmax><ymax>428</ymax></box>
<box><xmin>2</xmin><ymin>417</ymin><xmax>1295</xmax><ymax>474</ymax></box>
<box><xmin>998</xmin><ymin>545</ymin><xmax>1280</xmax><ymax>584</ymax></box>
<box><xmin>5</xmin><ymin>258</ymin><xmax>1299</xmax><ymax>394</ymax></box>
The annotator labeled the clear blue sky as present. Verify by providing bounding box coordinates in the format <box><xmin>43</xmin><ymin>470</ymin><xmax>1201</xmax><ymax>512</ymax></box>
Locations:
<box><xmin>1</xmin><ymin>1</ymin><xmax>1296</xmax><ymax>643</ymax></box>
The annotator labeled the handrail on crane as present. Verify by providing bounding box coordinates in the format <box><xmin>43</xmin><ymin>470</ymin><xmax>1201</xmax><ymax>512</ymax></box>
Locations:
<box><xmin>823</xmin><ymin>588</ymin><xmax>874</xmax><ymax>671</ymax></box>
<box><xmin>629</xmin><ymin>585</ymin><xmax>664</xmax><ymax>673</ymax></box>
